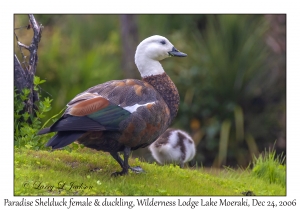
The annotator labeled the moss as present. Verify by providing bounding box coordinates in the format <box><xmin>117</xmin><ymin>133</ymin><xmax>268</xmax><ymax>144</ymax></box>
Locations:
<box><xmin>14</xmin><ymin>148</ymin><xmax>285</xmax><ymax>196</ymax></box>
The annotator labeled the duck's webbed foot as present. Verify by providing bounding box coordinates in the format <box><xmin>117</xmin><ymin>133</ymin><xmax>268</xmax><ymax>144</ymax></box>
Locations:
<box><xmin>111</xmin><ymin>169</ymin><xmax>129</xmax><ymax>177</ymax></box>
<box><xmin>130</xmin><ymin>166</ymin><xmax>145</xmax><ymax>173</ymax></box>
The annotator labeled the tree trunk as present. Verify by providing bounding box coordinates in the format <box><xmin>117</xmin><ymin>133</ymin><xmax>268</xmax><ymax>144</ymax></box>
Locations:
<box><xmin>14</xmin><ymin>14</ymin><xmax>43</xmax><ymax>115</ymax></box>
<box><xmin>119</xmin><ymin>14</ymin><xmax>140</xmax><ymax>79</ymax></box>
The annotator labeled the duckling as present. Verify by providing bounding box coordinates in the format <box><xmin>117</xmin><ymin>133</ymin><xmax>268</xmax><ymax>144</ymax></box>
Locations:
<box><xmin>149</xmin><ymin>128</ymin><xmax>196</xmax><ymax>168</ymax></box>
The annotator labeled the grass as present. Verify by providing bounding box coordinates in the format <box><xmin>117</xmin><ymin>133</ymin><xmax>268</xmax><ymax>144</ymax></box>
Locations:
<box><xmin>252</xmin><ymin>148</ymin><xmax>286</xmax><ymax>187</ymax></box>
<box><xmin>14</xmin><ymin>147</ymin><xmax>286</xmax><ymax>196</ymax></box>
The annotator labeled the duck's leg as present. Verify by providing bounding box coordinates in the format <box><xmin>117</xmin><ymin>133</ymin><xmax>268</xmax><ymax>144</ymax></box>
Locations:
<box><xmin>110</xmin><ymin>148</ymin><xmax>129</xmax><ymax>176</ymax></box>
<box><xmin>110</xmin><ymin>146</ymin><xmax>145</xmax><ymax>176</ymax></box>
<box><xmin>179</xmin><ymin>161</ymin><xmax>184</xmax><ymax>168</ymax></box>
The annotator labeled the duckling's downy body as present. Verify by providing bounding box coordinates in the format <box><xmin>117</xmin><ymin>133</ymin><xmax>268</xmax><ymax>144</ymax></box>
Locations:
<box><xmin>149</xmin><ymin>128</ymin><xmax>196</xmax><ymax>168</ymax></box>
<box><xmin>38</xmin><ymin>35</ymin><xmax>187</xmax><ymax>175</ymax></box>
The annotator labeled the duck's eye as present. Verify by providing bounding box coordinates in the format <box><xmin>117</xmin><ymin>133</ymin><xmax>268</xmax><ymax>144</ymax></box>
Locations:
<box><xmin>160</xmin><ymin>40</ymin><xmax>166</xmax><ymax>45</ymax></box>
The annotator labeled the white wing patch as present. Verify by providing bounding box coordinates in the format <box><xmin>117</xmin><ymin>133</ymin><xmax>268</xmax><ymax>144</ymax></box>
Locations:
<box><xmin>122</xmin><ymin>102</ymin><xmax>156</xmax><ymax>113</ymax></box>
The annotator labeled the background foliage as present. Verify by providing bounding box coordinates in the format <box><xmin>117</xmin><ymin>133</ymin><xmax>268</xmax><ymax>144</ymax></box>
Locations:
<box><xmin>14</xmin><ymin>14</ymin><xmax>286</xmax><ymax>168</ymax></box>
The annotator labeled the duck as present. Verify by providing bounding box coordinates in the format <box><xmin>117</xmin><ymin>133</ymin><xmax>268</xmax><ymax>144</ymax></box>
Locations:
<box><xmin>38</xmin><ymin>35</ymin><xmax>187</xmax><ymax>176</ymax></box>
<box><xmin>149</xmin><ymin>128</ymin><xmax>196</xmax><ymax>168</ymax></box>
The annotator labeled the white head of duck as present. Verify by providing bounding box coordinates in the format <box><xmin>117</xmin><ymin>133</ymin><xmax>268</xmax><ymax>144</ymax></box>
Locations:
<box><xmin>135</xmin><ymin>35</ymin><xmax>187</xmax><ymax>77</ymax></box>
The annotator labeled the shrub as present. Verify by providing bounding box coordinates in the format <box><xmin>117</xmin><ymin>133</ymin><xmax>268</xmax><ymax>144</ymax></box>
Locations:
<box><xmin>14</xmin><ymin>76</ymin><xmax>54</xmax><ymax>150</ymax></box>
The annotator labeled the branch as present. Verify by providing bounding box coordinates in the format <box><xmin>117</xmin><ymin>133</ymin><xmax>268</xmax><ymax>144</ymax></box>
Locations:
<box><xmin>17</xmin><ymin>41</ymin><xmax>30</xmax><ymax>50</ymax></box>
<box><xmin>27</xmin><ymin>14</ymin><xmax>43</xmax><ymax>74</ymax></box>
